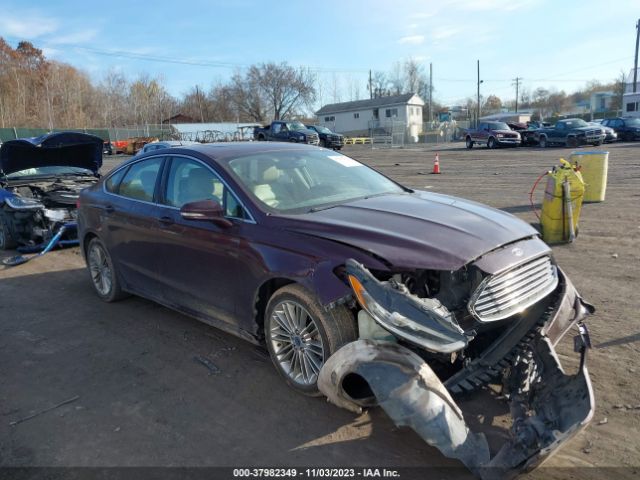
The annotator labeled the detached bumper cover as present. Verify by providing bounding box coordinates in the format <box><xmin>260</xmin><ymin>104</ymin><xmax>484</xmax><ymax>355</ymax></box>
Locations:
<box><xmin>319</xmin><ymin>267</ymin><xmax>594</xmax><ymax>479</ymax></box>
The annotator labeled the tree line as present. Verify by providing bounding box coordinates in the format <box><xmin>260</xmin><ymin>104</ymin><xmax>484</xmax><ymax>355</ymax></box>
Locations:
<box><xmin>0</xmin><ymin>36</ymin><xmax>626</xmax><ymax>129</ymax></box>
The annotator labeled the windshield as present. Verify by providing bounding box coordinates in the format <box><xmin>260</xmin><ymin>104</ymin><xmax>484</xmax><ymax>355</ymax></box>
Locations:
<box><xmin>6</xmin><ymin>166</ymin><xmax>95</xmax><ymax>179</ymax></box>
<box><xmin>626</xmin><ymin>118</ymin><xmax>640</xmax><ymax>126</ymax></box>
<box><xmin>287</xmin><ymin>122</ymin><xmax>308</xmax><ymax>132</ymax></box>
<box><xmin>561</xmin><ymin>119</ymin><xmax>588</xmax><ymax>128</ymax></box>
<box><xmin>488</xmin><ymin>122</ymin><xmax>510</xmax><ymax>130</ymax></box>
<box><xmin>228</xmin><ymin>149</ymin><xmax>404</xmax><ymax>213</ymax></box>
<box><xmin>313</xmin><ymin>126</ymin><xmax>332</xmax><ymax>134</ymax></box>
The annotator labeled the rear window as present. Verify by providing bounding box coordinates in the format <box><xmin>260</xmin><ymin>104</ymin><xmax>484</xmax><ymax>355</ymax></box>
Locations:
<box><xmin>118</xmin><ymin>158</ymin><xmax>163</xmax><ymax>202</ymax></box>
<box><xmin>105</xmin><ymin>168</ymin><xmax>127</xmax><ymax>193</ymax></box>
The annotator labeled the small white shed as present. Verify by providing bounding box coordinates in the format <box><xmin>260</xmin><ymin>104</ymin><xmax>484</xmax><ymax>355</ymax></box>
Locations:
<box><xmin>315</xmin><ymin>93</ymin><xmax>424</xmax><ymax>138</ymax></box>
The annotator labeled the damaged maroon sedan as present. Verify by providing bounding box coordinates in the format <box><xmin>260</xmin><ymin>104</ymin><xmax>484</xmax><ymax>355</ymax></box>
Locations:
<box><xmin>78</xmin><ymin>142</ymin><xmax>594</xmax><ymax>478</ymax></box>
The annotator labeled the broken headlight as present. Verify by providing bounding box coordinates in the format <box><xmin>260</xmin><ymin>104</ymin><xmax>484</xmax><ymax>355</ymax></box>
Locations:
<box><xmin>346</xmin><ymin>259</ymin><xmax>468</xmax><ymax>354</ymax></box>
<box><xmin>4</xmin><ymin>196</ymin><xmax>43</xmax><ymax>210</ymax></box>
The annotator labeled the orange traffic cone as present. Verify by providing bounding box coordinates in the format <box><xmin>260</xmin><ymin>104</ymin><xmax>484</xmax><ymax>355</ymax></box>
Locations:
<box><xmin>431</xmin><ymin>153</ymin><xmax>441</xmax><ymax>174</ymax></box>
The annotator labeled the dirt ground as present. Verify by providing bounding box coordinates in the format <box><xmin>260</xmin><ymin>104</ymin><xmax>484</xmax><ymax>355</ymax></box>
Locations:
<box><xmin>1</xmin><ymin>141</ymin><xmax>638</xmax><ymax>478</ymax></box>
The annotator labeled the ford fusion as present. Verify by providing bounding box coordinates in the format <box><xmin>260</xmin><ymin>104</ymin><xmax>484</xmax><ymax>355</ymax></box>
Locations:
<box><xmin>78</xmin><ymin>142</ymin><xmax>594</xmax><ymax>478</ymax></box>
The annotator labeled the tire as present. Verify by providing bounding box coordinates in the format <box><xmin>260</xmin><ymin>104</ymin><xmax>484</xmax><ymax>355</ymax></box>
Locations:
<box><xmin>465</xmin><ymin>137</ymin><xmax>473</xmax><ymax>149</ymax></box>
<box><xmin>592</xmin><ymin>140</ymin><xmax>602</xmax><ymax>146</ymax></box>
<box><xmin>567</xmin><ymin>136</ymin><xmax>577</xmax><ymax>148</ymax></box>
<box><xmin>0</xmin><ymin>215</ymin><xmax>17</xmax><ymax>250</ymax></box>
<box><xmin>257</xmin><ymin>135</ymin><xmax>265</xmax><ymax>141</ymax></box>
<box><xmin>264</xmin><ymin>284</ymin><xmax>357</xmax><ymax>396</ymax></box>
<box><xmin>539</xmin><ymin>136</ymin><xmax>548</xmax><ymax>148</ymax></box>
<box><xmin>320</xmin><ymin>139</ymin><xmax>327</xmax><ymax>148</ymax></box>
<box><xmin>86</xmin><ymin>237</ymin><xmax>129</xmax><ymax>302</ymax></box>
<box><xmin>487</xmin><ymin>137</ymin><xmax>496</xmax><ymax>149</ymax></box>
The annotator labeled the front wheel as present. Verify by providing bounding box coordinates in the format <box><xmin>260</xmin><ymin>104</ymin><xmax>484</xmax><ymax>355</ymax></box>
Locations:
<box><xmin>592</xmin><ymin>140</ymin><xmax>602</xmax><ymax>146</ymax></box>
<box><xmin>0</xmin><ymin>216</ymin><xmax>17</xmax><ymax>250</ymax></box>
<box><xmin>487</xmin><ymin>137</ymin><xmax>497</xmax><ymax>149</ymax></box>
<box><xmin>465</xmin><ymin>137</ymin><xmax>474</xmax><ymax>149</ymax></box>
<box><xmin>539</xmin><ymin>136</ymin><xmax>548</xmax><ymax>148</ymax></box>
<box><xmin>265</xmin><ymin>284</ymin><xmax>357</xmax><ymax>396</ymax></box>
<box><xmin>567</xmin><ymin>136</ymin><xmax>578</xmax><ymax>148</ymax></box>
<box><xmin>87</xmin><ymin>237</ymin><xmax>129</xmax><ymax>302</ymax></box>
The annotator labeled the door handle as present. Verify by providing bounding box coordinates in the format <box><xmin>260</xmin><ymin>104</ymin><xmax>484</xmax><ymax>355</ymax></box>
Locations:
<box><xmin>158</xmin><ymin>216</ymin><xmax>174</xmax><ymax>225</ymax></box>
<box><xmin>104</xmin><ymin>205</ymin><xmax>115</xmax><ymax>214</ymax></box>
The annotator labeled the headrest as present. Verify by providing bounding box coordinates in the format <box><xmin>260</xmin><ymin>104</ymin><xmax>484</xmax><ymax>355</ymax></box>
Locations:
<box><xmin>261</xmin><ymin>165</ymin><xmax>280</xmax><ymax>183</ymax></box>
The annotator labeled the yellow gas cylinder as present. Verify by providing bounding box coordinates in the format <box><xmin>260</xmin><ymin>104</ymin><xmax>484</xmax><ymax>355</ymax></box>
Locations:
<box><xmin>570</xmin><ymin>150</ymin><xmax>609</xmax><ymax>202</ymax></box>
<box><xmin>541</xmin><ymin>159</ymin><xmax>586</xmax><ymax>244</ymax></box>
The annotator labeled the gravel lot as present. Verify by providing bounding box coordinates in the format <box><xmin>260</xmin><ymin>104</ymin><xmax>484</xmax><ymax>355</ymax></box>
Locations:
<box><xmin>1</xmin><ymin>142</ymin><xmax>638</xmax><ymax>478</ymax></box>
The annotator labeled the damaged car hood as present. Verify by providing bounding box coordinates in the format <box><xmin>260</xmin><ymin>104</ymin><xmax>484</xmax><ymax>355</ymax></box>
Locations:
<box><xmin>281</xmin><ymin>191</ymin><xmax>538</xmax><ymax>270</ymax></box>
<box><xmin>0</xmin><ymin>132</ymin><xmax>103</xmax><ymax>175</ymax></box>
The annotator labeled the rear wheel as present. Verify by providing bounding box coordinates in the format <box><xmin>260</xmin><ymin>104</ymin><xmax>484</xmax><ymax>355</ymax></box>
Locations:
<box><xmin>87</xmin><ymin>237</ymin><xmax>129</xmax><ymax>302</ymax></box>
<box><xmin>265</xmin><ymin>284</ymin><xmax>357</xmax><ymax>396</ymax></box>
<box><xmin>465</xmin><ymin>137</ymin><xmax>474</xmax><ymax>149</ymax></box>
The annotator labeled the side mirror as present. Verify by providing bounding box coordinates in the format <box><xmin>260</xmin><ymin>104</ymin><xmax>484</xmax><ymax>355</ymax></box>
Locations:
<box><xmin>180</xmin><ymin>199</ymin><xmax>232</xmax><ymax>228</ymax></box>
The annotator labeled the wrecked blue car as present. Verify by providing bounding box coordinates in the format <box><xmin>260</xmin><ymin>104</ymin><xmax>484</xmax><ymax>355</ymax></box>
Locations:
<box><xmin>0</xmin><ymin>132</ymin><xmax>102</xmax><ymax>250</ymax></box>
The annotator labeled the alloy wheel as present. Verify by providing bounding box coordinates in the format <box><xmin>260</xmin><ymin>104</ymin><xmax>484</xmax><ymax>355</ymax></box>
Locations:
<box><xmin>268</xmin><ymin>300</ymin><xmax>324</xmax><ymax>386</ymax></box>
<box><xmin>88</xmin><ymin>243</ymin><xmax>113</xmax><ymax>296</ymax></box>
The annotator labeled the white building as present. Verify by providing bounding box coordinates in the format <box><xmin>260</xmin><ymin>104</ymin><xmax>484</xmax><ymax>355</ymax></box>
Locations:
<box><xmin>315</xmin><ymin>93</ymin><xmax>425</xmax><ymax>139</ymax></box>
<box><xmin>623</xmin><ymin>68</ymin><xmax>640</xmax><ymax>118</ymax></box>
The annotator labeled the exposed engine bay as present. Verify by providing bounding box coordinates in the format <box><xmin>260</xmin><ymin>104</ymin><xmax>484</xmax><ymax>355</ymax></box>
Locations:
<box><xmin>0</xmin><ymin>175</ymin><xmax>97</xmax><ymax>247</ymax></box>
<box><xmin>320</xmin><ymin>237</ymin><xmax>595</xmax><ymax>478</ymax></box>
<box><xmin>0</xmin><ymin>131</ymin><xmax>104</xmax><ymax>249</ymax></box>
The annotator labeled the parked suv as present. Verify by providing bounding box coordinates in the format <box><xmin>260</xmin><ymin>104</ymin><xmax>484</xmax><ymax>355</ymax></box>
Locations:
<box><xmin>465</xmin><ymin>121</ymin><xmax>521</xmax><ymax>148</ymax></box>
<box><xmin>601</xmin><ymin>117</ymin><xmax>640</xmax><ymax>141</ymax></box>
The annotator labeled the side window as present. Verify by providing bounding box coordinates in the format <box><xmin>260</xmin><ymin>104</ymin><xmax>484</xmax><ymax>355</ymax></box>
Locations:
<box><xmin>164</xmin><ymin>157</ymin><xmax>246</xmax><ymax>219</ymax></box>
<box><xmin>273</xmin><ymin>123</ymin><xmax>282</xmax><ymax>134</ymax></box>
<box><xmin>118</xmin><ymin>158</ymin><xmax>163</xmax><ymax>202</ymax></box>
<box><xmin>164</xmin><ymin>157</ymin><xmax>222</xmax><ymax>208</ymax></box>
<box><xmin>105</xmin><ymin>167</ymin><xmax>127</xmax><ymax>193</ymax></box>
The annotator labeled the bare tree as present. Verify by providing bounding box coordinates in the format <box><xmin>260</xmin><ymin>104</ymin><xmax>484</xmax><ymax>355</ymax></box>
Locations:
<box><xmin>484</xmin><ymin>94</ymin><xmax>502</xmax><ymax>113</ymax></box>
<box><xmin>230</xmin><ymin>62</ymin><xmax>315</xmax><ymax>121</ymax></box>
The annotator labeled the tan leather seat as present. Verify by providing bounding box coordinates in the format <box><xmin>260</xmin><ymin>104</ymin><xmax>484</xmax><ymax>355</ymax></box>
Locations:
<box><xmin>253</xmin><ymin>166</ymin><xmax>280</xmax><ymax>207</ymax></box>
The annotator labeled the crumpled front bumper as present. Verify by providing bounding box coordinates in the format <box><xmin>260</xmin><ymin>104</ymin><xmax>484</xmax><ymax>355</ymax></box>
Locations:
<box><xmin>318</xmin><ymin>268</ymin><xmax>594</xmax><ymax>479</ymax></box>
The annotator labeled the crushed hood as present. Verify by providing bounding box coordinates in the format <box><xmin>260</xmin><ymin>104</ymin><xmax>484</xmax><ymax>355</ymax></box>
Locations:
<box><xmin>0</xmin><ymin>132</ymin><xmax>103</xmax><ymax>175</ymax></box>
<box><xmin>281</xmin><ymin>191</ymin><xmax>538</xmax><ymax>270</ymax></box>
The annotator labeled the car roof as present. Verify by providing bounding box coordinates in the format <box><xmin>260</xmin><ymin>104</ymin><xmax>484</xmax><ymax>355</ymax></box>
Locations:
<box><xmin>129</xmin><ymin>141</ymin><xmax>324</xmax><ymax>166</ymax></box>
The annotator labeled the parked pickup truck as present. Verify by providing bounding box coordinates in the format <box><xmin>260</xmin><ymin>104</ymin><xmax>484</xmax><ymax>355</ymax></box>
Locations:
<box><xmin>305</xmin><ymin>124</ymin><xmax>344</xmax><ymax>149</ymax></box>
<box><xmin>465</xmin><ymin>121</ymin><xmax>521</xmax><ymax>149</ymax></box>
<box><xmin>535</xmin><ymin>118</ymin><xmax>605</xmax><ymax>148</ymax></box>
<box><xmin>254</xmin><ymin>121</ymin><xmax>320</xmax><ymax>145</ymax></box>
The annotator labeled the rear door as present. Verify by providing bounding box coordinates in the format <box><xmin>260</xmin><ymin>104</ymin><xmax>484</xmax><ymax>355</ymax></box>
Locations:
<box><xmin>102</xmin><ymin>156</ymin><xmax>166</xmax><ymax>298</ymax></box>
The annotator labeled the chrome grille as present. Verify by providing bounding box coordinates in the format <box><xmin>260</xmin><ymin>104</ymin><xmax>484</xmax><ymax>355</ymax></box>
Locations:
<box><xmin>469</xmin><ymin>255</ymin><xmax>558</xmax><ymax>322</ymax></box>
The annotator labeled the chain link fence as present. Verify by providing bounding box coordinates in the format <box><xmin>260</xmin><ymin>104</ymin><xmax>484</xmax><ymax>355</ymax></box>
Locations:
<box><xmin>419</xmin><ymin>120</ymin><xmax>470</xmax><ymax>146</ymax></box>
<box><xmin>368</xmin><ymin>120</ymin><xmax>407</xmax><ymax>148</ymax></box>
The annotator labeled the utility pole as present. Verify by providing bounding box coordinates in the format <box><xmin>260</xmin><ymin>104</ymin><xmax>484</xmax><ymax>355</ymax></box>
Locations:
<box><xmin>476</xmin><ymin>60</ymin><xmax>483</xmax><ymax>127</ymax></box>
<box><xmin>634</xmin><ymin>19</ymin><xmax>639</xmax><ymax>93</ymax></box>
<box><xmin>429</xmin><ymin>62</ymin><xmax>433</xmax><ymax>122</ymax></box>
<box><xmin>369</xmin><ymin>70</ymin><xmax>373</xmax><ymax>99</ymax></box>
<box><xmin>512</xmin><ymin>77</ymin><xmax>522</xmax><ymax>112</ymax></box>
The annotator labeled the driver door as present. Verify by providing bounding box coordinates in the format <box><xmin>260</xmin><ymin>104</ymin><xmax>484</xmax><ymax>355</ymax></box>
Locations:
<box><xmin>153</xmin><ymin>156</ymin><xmax>250</xmax><ymax>326</ymax></box>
